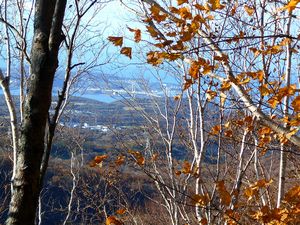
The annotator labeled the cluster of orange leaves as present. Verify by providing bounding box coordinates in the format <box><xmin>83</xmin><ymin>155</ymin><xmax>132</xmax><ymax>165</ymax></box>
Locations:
<box><xmin>251</xmin><ymin>185</ymin><xmax>300</xmax><ymax>224</ymax></box>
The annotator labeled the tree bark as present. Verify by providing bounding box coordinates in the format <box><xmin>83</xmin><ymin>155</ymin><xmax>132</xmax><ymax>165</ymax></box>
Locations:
<box><xmin>6</xmin><ymin>0</ymin><xmax>67</xmax><ymax>224</ymax></box>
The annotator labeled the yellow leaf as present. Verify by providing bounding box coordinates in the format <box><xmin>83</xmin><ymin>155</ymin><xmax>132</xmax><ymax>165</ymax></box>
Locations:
<box><xmin>206</xmin><ymin>90</ymin><xmax>217</xmax><ymax>101</ymax></box>
<box><xmin>279</xmin><ymin>37</ymin><xmax>292</xmax><ymax>46</ymax></box>
<box><xmin>220</xmin><ymin>92</ymin><xmax>227</xmax><ymax>107</ymax></box>
<box><xmin>263</xmin><ymin>45</ymin><xmax>283</xmax><ymax>55</ymax></box>
<box><xmin>244</xmin><ymin>187</ymin><xmax>255</xmax><ymax>201</ymax></box>
<box><xmin>280</xmin><ymin>0</ymin><xmax>300</xmax><ymax>12</ymax></box>
<box><xmin>208</xmin><ymin>0</ymin><xmax>225</xmax><ymax>10</ymax></box>
<box><xmin>108</xmin><ymin>36</ymin><xmax>123</xmax><ymax>47</ymax></box>
<box><xmin>120</xmin><ymin>47</ymin><xmax>132</xmax><ymax>59</ymax></box>
<box><xmin>244</xmin><ymin>5</ymin><xmax>255</xmax><ymax>16</ymax></box>
<box><xmin>224</xmin><ymin>122</ymin><xmax>230</xmax><ymax>128</ymax></box>
<box><xmin>220</xmin><ymin>81</ymin><xmax>231</xmax><ymax>91</ymax></box>
<box><xmin>259</xmin><ymin>84</ymin><xmax>271</xmax><ymax>96</ymax></box>
<box><xmin>238</xmin><ymin>77</ymin><xmax>250</xmax><ymax>85</ymax></box>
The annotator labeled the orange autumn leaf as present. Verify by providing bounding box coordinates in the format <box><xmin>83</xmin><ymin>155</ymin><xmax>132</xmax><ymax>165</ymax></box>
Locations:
<box><xmin>151</xmin><ymin>153</ymin><xmax>159</xmax><ymax>161</ymax></box>
<box><xmin>194</xmin><ymin>4</ymin><xmax>207</xmax><ymax>11</ymax></box>
<box><xmin>182</xmin><ymin>160</ymin><xmax>191</xmax><ymax>174</ymax></box>
<box><xmin>192</xmin><ymin>194</ymin><xmax>209</xmax><ymax>206</ymax></box>
<box><xmin>259</xmin><ymin>126</ymin><xmax>272</xmax><ymax>135</ymax></box>
<box><xmin>280</xmin><ymin>0</ymin><xmax>300</xmax><ymax>12</ymax></box>
<box><xmin>166</xmin><ymin>31</ymin><xmax>177</xmax><ymax>37</ymax></box>
<box><xmin>180</xmin><ymin>31</ymin><xmax>193</xmax><ymax>42</ymax></box>
<box><xmin>106</xmin><ymin>216</ymin><xmax>123</xmax><ymax>225</ymax></box>
<box><xmin>150</xmin><ymin>5</ymin><xmax>167</xmax><ymax>22</ymax></box>
<box><xmin>108</xmin><ymin>36</ymin><xmax>123</xmax><ymax>47</ymax></box>
<box><xmin>189</xmin><ymin>61</ymin><xmax>200</xmax><ymax>79</ymax></box>
<box><xmin>174</xmin><ymin>95</ymin><xmax>181</xmax><ymax>101</ymax></box>
<box><xmin>129</xmin><ymin>150</ymin><xmax>145</xmax><ymax>166</ymax></box>
<box><xmin>284</xmin><ymin>185</ymin><xmax>300</xmax><ymax>202</ymax></box>
<box><xmin>263</xmin><ymin>45</ymin><xmax>283</xmax><ymax>55</ymax></box>
<box><xmin>211</xmin><ymin>125</ymin><xmax>221</xmax><ymax>135</ymax></box>
<box><xmin>208</xmin><ymin>0</ymin><xmax>225</xmax><ymax>10</ymax></box>
<box><xmin>220</xmin><ymin>81</ymin><xmax>231</xmax><ymax>91</ymax></box>
<box><xmin>115</xmin><ymin>155</ymin><xmax>126</xmax><ymax>166</ymax></box>
<box><xmin>259</xmin><ymin>84</ymin><xmax>271</xmax><ymax>96</ymax></box>
<box><xmin>146</xmin><ymin>26</ymin><xmax>159</xmax><ymax>38</ymax></box>
<box><xmin>200</xmin><ymin>218</ymin><xmax>208</xmax><ymax>225</ymax></box>
<box><xmin>178</xmin><ymin>7</ymin><xmax>193</xmax><ymax>19</ymax></box>
<box><xmin>231</xmin><ymin>2</ymin><xmax>238</xmax><ymax>15</ymax></box>
<box><xmin>116</xmin><ymin>208</ymin><xmax>127</xmax><ymax>215</ymax></box>
<box><xmin>224</xmin><ymin>130</ymin><xmax>233</xmax><ymax>137</ymax></box>
<box><xmin>128</xmin><ymin>27</ymin><xmax>141</xmax><ymax>43</ymax></box>
<box><xmin>147</xmin><ymin>51</ymin><xmax>163</xmax><ymax>66</ymax></box>
<box><xmin>175</xmin><ymin>170</ymin><xmax>182</xmax><ymax>176</ymax></box>
<box><xmin>206</xmin><ymin>90</ymin><xmax>217</xmax><ymax>101</ymax></box>
<box><xmin>292</xmin><ymin>96</ymin><xmax>300</xmax><ymax>111</ymax></box>
<box><xmin>183</xmin><ymin>79</ymin><xmax>193</xmax><ymax>90</ymax></box>
<box><xmin>137</xmin><ymin>156</ymin><xmax>145</xmax><ymax>165</ymax></box>
<box><xmin>177</xmin><ymin>0</ymin><xmax>188</xmax><ymax>6</ymax></box>
<box><xmin>268</xmin><ymin>97</ymin><xmax>280</xmax><ymax>109</ymax></box>
<box><xmin>89</xmin><ymin>160</ymin><xmax>97</xmax><ymax>167</ymax></box>
<box><xmin>279</xmin><ymin>37</ymin><xmax>292</xmax><ymax>46</ymax></box>
<box><xmin>94</xmin><ymin>155</ymin><xmax>108</xmax><ymax>164</ymax></box>
<box><xmin>214</xmin><ymin>54</ymin><xmax>229</xmax><ymax>63</ymax></box>
<box><xmin>216</xmin><ymin>180</ymin><xmax>231</xmax><ymax>206</ymax></box>
<box><xmin>120</xmin><ymin>47</ymin><xmax>132</xmax><ymax>59</ymax></box>
<box><xmin>244</xmin><ymin>5</ymin><xmax>255</xmax><ymax>16</ymax></box>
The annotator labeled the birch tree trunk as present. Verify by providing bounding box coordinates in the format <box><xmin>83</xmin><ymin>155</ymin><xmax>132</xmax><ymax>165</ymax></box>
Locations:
<box><xmin>6</xmin><ymin>1</ymin><xmax>67</xmax><ymax>224</ymax></box>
